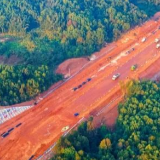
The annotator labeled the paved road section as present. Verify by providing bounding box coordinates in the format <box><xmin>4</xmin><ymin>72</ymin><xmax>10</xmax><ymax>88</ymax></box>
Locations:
<box><xmin>1</xmin><ymin>18</ymin><xmax>160</xmax><ymax>160</ymax></box>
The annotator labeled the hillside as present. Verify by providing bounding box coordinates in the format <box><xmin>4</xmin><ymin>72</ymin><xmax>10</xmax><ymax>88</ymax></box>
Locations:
<box><xmin>52</xmin><ymin>80</ymin><xmax>160</xmax><ymax>160</ymax></box>
<box><xmin>0</xmin><ymin>0</ymin><xmax>160</xmax><ymax>105</ymax></box>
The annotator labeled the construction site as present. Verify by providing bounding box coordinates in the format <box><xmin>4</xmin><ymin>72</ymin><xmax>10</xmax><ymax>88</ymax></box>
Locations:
<box><xmin>1</xmin><ymin>13</ymin><xmax>160</xmax><ymax>160</ymax></box>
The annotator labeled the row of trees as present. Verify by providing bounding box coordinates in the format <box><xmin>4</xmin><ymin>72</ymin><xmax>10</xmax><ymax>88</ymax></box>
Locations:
<box><xmin>0</xmin><ymin>0</ymin><xmax>160</xmax><ymax>105</ymax></box>
<box><xmin>52</xmin><ymin>80</ymin><xmax>160</xmax><ymax>159</ymax></box>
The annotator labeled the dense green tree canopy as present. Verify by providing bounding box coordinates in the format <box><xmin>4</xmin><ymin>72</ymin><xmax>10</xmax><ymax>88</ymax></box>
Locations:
<box><xmin>0</xmin><ymin>0</ymin><xmax>148</xmax><ymax>59</ymax></box>
<box><xmin>0</xmin><ymin>64</ymin><xmax>62</xmax><ymax>105</ymax></box>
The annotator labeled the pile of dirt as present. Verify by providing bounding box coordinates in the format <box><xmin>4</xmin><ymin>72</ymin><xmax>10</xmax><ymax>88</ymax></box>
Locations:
<box><xmin>56</xmin><ymin>58</ymin><xmax>89</xmax><ymax>76</ymax></box>
<box><xmin>56</xmin><ymin>43</ymin><xmax>116</xmax><ymax>77</ymax></box>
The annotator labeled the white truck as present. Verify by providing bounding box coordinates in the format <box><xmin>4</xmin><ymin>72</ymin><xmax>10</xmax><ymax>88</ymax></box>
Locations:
<box><xmin>141</xmin><ymin>37</ymin><xmax>146</xmax><ymax>42</ymax></box>
<box><xmin>112</xmin><ymin>73</ymin><xmax>120</xmax><ymax>80</ymax></box>
<box><xmin>155</xmin><ymin>38</ymin><xmax>159</xmax><ymax>43</ymax></box>
<box><xmin>156</xmin><ymin>44</ymin><xmax>160</xmax><ymax>49</ymax></box>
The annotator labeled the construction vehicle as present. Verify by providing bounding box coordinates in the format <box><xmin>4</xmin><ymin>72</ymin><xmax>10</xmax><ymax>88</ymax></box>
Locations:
<box><xmin>74</xmin><ymin>113</ymin><xmax>79</xmax><ymax>116</ymax></box>
<box><xmin>16</xmin><ymin>123</ymin><xmax>22</xmax><ymax>127</ymax></box>
<box><xmin>131</xmin><ymin>64</ymin><xmax>137</xmax><ymax>71</ymax></box>
<box><xmin>2</xmin><ymin>132</ymin><xmax>9</xmax><ymax>138</ymax></box>
<box><xmin>61</xmin><ymin>126</ymin><xmax>69</xmax><ymax>132</ymax></box>
<box><xmin>155</xmin><ymin>38</ymin><xmax>159</xmax><ymax>43</ymax></box>
<box><xmin>141</xmin><ymin>37</ymin><xmax>146</xmax><ymax>42</ymax></box>
<box><xmin>112</xmin><ymin>73</ymin><xmax>120</xmax><ymax>80</ymax></box>
<box><xmin>156</xmin><ymin>44</ymin><xmax>160</xmax><ymax>49</ymax></box>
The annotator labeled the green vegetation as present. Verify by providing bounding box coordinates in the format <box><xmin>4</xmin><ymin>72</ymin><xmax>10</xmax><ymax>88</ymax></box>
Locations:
<box><xmin>0</xmin><ymin>0</ymin><xmax>160</xmax><ymax>105</ymax></box>
<box><xmin>131</xmin><ymin>0</ymin><xmax>160</xmax><ymax>17</ymax></box>
<box><xmin>0</xmin><ymin>64</ymin><xmax>62</xmax><ymax>105</ymax></box>
<box><xmin>0</xmin><ymin>0</ymin><xmax>147</xmax><ymax>59</ymax></box>
<box><xmin>52</xmin><ymin>80</ymin><xmax>160</xmax><ymax>160</ymax></box>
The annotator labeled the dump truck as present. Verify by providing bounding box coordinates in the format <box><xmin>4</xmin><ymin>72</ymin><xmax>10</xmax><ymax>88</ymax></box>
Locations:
<box><xmin>155</xmin><ymin>38</ymin><xmax>159</xmax><ymax>43</ymax></box>
<box><xmin>156</xmin><ymin>44</ymin><xmax>160</xmax><ymax>49</ymax></box>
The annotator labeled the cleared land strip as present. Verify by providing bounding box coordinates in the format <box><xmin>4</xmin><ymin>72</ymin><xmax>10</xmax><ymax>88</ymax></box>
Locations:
<box><xmin>0</xmin><ymin>16</ymin><xmax>160</xmax><ymax>160</ymax></box>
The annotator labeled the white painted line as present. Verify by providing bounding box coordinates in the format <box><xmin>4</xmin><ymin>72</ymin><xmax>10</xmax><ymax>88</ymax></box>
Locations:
<box><xmin>91</xmin><ymin>75</ymin><xmax>97</xmax><ymax>78</ymax></box>
<box><xmin>98</xmin><ymin>64</ymin><xmax>109</xmax><ymax>72</ymax></box>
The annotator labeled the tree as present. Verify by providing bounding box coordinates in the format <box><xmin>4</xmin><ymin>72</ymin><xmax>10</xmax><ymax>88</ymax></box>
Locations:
<box><xmin>99</xmin><ymin>138</ymin><xmax>111</xmax><ymax>150</ymax></box>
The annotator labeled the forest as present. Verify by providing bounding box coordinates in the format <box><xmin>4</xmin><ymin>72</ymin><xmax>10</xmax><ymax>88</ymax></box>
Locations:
<box><xmin>52</xmin><ymin>80</ymin><xmax>160</xmax><ymax>160</ymax></box>
<box><xmin>0</xmin><ymin>0</ymin><xmax>160</xmax><ymax>105</ymax></box>
<box><xmin>0</xmin><ymin>64</ymin><xmax>62</xmax><ymax>105</ymax></box>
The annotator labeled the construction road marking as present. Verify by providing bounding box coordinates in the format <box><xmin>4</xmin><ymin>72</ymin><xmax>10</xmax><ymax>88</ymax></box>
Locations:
<box><xmin>98</xmin><ymin>64</ymin><xmax>110</xmax><ymax>72</ymax></box>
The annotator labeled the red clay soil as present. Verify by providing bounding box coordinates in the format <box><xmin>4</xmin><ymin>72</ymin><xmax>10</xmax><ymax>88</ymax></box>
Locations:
<box><xmin>93</xmin><ymin>102</ymin><xmax>119</xmax><ymax>129</ymax></box>
<box><xmin>93</xmin><ymin>43</ymin><xmax>117</xmax><ymax>58</ymax></box>
<box><xmin>56</xmin><ymin>58</ymin><xmax>89</xmax><ymax>76</ymax></box>
<box><xmin>140</xmin><ymin>57</ymin><xmax>160</xmax><ymax>79</ymax></box>
<box><xmin>1</xmin><ymin>13</ymin><xmax>160</xmax><ymax>160</ymax></box>
<box><xmin>152</xmin><ymin>12</ymin><xmax>160</xmax><ymax>21</ymax></box>
<box><xmin>56</xmin><ymin>42</ymin><xmax>116</xmax><ymax>77</ymax></box>
<box><xmin>91</xmin><ymin>89</ymin><xmax>122</xmax><ymax>128</ymax></box>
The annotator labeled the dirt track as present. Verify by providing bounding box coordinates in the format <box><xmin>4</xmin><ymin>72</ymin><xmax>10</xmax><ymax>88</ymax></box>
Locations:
<box><xmin>1</xmin><ymin>15</ymin><xmax>160</xmax><ymax>160</ymax></box>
